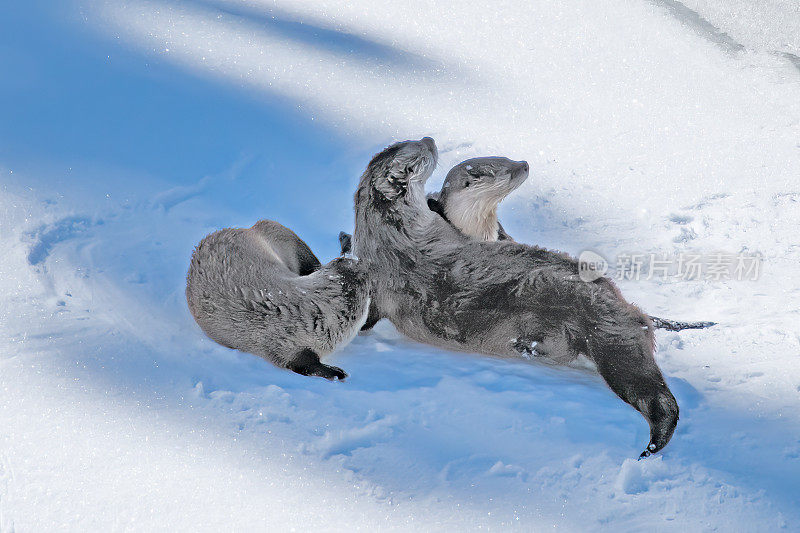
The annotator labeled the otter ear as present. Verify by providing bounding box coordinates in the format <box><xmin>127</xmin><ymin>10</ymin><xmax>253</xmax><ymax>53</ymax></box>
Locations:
<box><xmin>373</xmin><ymin>170</ymin><xmax>407</xmax><ymax>201</ymax></box>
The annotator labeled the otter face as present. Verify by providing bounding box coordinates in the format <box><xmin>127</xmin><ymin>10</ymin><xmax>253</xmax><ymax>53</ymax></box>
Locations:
<box><xmin>440</xmin><ymin>157</ymin><xmax>528</xmax><ymax>205</ymax></box>
<box><xmin>369</xmin><ymin>137</ymin><xmax>438</xmax><ymax>201</ymax></box>
<box><xmin>438</xmin><ymin>157</ymin><xmax>529</xmax><ymax>241</ymax></box>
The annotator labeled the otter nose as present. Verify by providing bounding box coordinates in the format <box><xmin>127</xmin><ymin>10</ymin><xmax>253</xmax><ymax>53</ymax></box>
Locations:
<box><xmin>420</xmin><ymin>137</ymin><xmax>436</xmax><ymax>152</ymax></box>
<box><xmin>518</xmin><ymin>161</ymin><xmax>529</xmax><ymax>173</ymax></box>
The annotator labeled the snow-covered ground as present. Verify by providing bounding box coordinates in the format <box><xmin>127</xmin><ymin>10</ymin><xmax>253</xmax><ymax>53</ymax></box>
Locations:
<box><xmin>2</xmin><ymin>0</ymin><xmax>799</xmax><ymax>530</ymax></box>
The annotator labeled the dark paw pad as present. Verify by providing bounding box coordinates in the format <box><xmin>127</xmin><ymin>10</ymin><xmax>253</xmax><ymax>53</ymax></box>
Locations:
<box><xmin>314</xmin><ymin>364</ymin><xmax>348</xmax><ymax>381</ymax></box>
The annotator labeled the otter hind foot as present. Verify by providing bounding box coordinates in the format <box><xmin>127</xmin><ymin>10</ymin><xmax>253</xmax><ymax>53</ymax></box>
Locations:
<box><xmin>286</xmin><ymin>348</ymin><xmax>348</xmax><ymax>380</ymax></box>
<box><xmin>638</xmin><ymin>388</ymin><xmax>679</xmax><ymax>459</ymax></box>
<box><xmin>592</xmin><ymin>342</ymin><xmax>679</xmax><ymax>458</ymax></box>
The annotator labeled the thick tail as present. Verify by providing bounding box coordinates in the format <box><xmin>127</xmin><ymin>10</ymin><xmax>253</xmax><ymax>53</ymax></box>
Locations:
<box><xmin>589</xmin><ymin>336</ymin><xmax>679</xmax><ymax>458</ymax></box>
<box><xmin>649</xmin><ymin>315</ymin><xmax>716</xmax><ymax>331</ymax></box>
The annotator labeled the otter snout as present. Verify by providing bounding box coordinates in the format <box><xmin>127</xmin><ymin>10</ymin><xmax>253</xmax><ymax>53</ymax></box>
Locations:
<box><xmin>511</xmin><ymin>160</ymin><xmax>529</xmax><ymax>187</ymax></box>
<box><xmin>414</xmin><ymin>137</ymin><xmax>438</xmax><ymax>181</ymax></box>
<box><xmin>513</xmin><ymin>160</ymin><xmax>529</xmax><ymax>177</ymax></box>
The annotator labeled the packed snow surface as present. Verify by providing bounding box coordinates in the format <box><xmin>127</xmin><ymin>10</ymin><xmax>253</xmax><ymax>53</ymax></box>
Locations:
<box><xmin>2</xmin><ymin>0</ymin><xmax>799</xmax><ymax>530</ymax></box>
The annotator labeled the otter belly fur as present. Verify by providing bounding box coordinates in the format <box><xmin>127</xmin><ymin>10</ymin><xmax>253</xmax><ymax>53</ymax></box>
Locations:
<box><xmin>353</xmin><ymin>138</ymin><xmax>679</xmax><ymax>457</ymax></box>
<box><xmin>186</xmin><ymin>219</ymin><xmax>370</xmax><ymax>379</ymax></box>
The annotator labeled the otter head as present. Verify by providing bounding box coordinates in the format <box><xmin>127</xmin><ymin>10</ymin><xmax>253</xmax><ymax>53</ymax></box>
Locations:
<box><xmin>437</xmin><ymin>157</ymin><xmax>528</xmax><ymax>241</ymax></box>
<box><xmin>367</xmin><ymin>137</ymin><xmax>438</xmax><ymax>203</ymax></box>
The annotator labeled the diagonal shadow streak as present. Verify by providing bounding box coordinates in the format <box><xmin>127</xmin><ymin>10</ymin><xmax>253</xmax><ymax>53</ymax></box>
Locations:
<box><xmin>187</xmin><ymin>0</ymin><xmax>446</xmax><ymax>73</ymax></box>
<box><xmin>650</xmin><ymin>0</ymin><xmax>800</xmax><ymax>74</ymax></box>
<box><xmin>649</xmin><ymin>0</ymin><xmax>745</xmax><ymax>54</ymax></box>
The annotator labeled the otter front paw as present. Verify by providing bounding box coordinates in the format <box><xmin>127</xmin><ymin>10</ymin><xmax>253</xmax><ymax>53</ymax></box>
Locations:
<box><xmin>313</xmin><ymin>364</ymin><xmax>348</xmax><ymax>381</ymax></box>
<box><xmin>286</xmin><ymin>349</ymin><xmax>348</xmax><ymax>380</ymax></box>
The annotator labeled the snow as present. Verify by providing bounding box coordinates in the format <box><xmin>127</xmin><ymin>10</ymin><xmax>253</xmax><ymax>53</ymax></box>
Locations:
<box><xmin>676</xmin><ymin>0</ymin><xmax>800</xmax><ymax>56</ymax></box>
<box><xmin>2</xmin><ymin>0</ymin><xmax>799</xmax><ymax>530</ymax></box>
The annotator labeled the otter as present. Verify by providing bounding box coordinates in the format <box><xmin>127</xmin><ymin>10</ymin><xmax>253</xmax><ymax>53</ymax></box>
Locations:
<box><xmin>339</xmin><ymin>157</ymin><xmax>519</xmax><ymax>254</ymax></box>
<box><xmin>431</xmin><ymin>158</ymin><xmax>715</xmax><ymax>332</ymax></box>
<box><xmin>427</xmin><ymin>157</ymin><xmax>527</xmax><ymax>242</ymax></box>
<box><xmin>353</xmin><ymin>138</ymin><xmax>679</xmax><ymax>457</ymax></box>
<box><xmin>340</xmin><ymin>156</ymin><xmax>525</xmax><ymax>330</ymax></box>
<box><xmin>341</xmin><ymin>156</ymin><xmax>714</xmax><ymax>332</ymax></box>
<box><xmin>186</xmin><ymin>219</ymin><xmax>370</xmax><ymax>379</ymax></box>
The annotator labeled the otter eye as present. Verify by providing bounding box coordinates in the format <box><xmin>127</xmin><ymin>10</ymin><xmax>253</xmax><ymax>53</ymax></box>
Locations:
<box><xmin>464</xmin><ymin>180</ymin><xmax>471</xmax><ymax>187</ymax></box>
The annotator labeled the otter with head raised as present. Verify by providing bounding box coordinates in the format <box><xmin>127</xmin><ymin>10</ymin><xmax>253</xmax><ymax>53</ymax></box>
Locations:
<box><xmin>427</xmin><ymin>157</ymin><xmax>528</xmax><ymax>242</ymax></box>
<box><xmin>186</xmin><ymin>219</ymin><xmax>370</xmax><ymax>379</ymax></box>
<box><xmin>353</xmin><ymin>138</ymin><xmax>679</xmax><ymax>458</ymax></box>
<box><xmin>429</xmin><ymin>158</ymin><xmax>715</xmax><ymax>332</ymax></box>
<box><xmin>342</xmin><ymin>156</ymin><xmax>713</xmax><ymax>332</ymax></box>
<box><xmin>340</xmin><ymin>156</ymin><xmax>522</xmax><ymax>254</ymax></box>
<box><xmin>341</xmin><ymin>156</ymin><xmax>527</xmax><ymax>330</ymax></box>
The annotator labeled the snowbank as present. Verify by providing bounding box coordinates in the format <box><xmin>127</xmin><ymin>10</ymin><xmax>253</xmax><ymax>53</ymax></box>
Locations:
<box><xmin>1</xmin><ymin>0</ymin><xmax>799</xmax><ymax>530</ymax></box>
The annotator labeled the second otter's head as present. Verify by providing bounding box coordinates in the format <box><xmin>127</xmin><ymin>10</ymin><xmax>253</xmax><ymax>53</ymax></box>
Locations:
<box><xmin>436</xmin><ymin>157</ymin><xmax>529</xmax><ymax>241</ymax></box>
<box><xmin>365</xmin><ymin>137</ymin><xmax>438</xmax><ymax>203</ymax></box>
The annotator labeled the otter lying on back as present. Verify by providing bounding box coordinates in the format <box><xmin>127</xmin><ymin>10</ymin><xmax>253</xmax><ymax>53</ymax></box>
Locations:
<box><xmin>187</xmin><ymin>220</ymin><xmax>370</xmax><ymax>379</ymax></box>
<box><xmin>342</xmin><ymin>156</ymin><xmax>713</xmax><ymax>332</ymax></box>
<box><xmin>429</xmin><ymin>158</ymin><xmax>715</xmax><ymax>332</ymax></box>
<box><xmin>353</xmin><ymin>137</ymin><xmax>679</xmax><ymax>458</ymax></box>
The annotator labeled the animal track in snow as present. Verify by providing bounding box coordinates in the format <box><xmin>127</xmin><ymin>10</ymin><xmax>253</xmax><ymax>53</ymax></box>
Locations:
<box><xmin>682</xmin><ymin>192</ymin><xmax>731</xmax><ymax>211</ymax></box>
<box><xmin>672</xmin><ymin>226</ymin><xmax>698</xmax><ymax>243</ymax></box>
<box><xmin>669</xmin><ymin>213</ymin><xmax>694</xmax><ymax>224</ymax></box>
<box><xmin>313</xmin><ymin>416</ymin><xmax>396</xmax><ymax>459</ymax></box>
<box><xmin>25</xmin><ymin>216</ymin><xmax>97</xmax><ymax>266</ymax></box>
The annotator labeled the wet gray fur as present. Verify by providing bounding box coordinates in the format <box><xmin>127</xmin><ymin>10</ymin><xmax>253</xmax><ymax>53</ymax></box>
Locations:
<box><xmin>429</xmin><ymin>156</ymin><xmax>528</xmax><ymax>242</ymax></box>
<box><xmin>186</xmin><ymin>219</ymin><xmax>370</xmax><ymax>379</ymax></box>
<box><xmin>430</xmin><ymin>157</ymin><xmax>715</xmax><ymax>333</ymax></box>
<box><xmin>353</xmin><ymin>138</ymin><xmax>678</xmax><ymax>457</ymax></box>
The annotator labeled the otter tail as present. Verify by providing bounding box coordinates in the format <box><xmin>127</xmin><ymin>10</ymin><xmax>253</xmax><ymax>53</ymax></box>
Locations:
<box><xmin>649</xmin><ymin>315</ymin><xmax>716</xmax><ymax>331</ymax></box>
<box><xmin>588</xmin><ymin>333</ymin><xmax>679</xmax><ymax>458</ymax></box>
